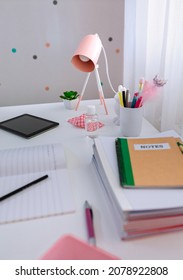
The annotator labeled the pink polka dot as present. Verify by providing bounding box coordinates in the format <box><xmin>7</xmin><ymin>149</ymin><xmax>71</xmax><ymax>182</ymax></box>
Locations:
<box><xmin>45</xmin><ymin>43</ymin><xmax>51</xmax><ymax>48</ymax></box>
<box><xmin>45</xmin><ymin>86</ymin><xmax>50</xmax><ymax>91</ymax></box>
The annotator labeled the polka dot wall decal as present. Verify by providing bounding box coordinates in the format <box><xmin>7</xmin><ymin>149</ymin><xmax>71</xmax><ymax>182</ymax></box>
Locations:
<box><xmin>45</xmin><ymin>86</ymin><xmax>50</xmax><ymax>91</ymax></box>
<box><xmin>53</xmin><ymin>0</ymin><xmax>58</xmax><ymax>5</ymax></box>
<box><xmin>12</xmin><ymin>48</ymin><xmax>16</xmax><ymax>53</ymax></box>
<box><xmin>33</xmin><ymin>55</ymin><xmax>38</xmax><ymax>60</ymax></box>
<box><xmin>108</xmin><ymin>37</ymin><xmax>113</xmax><ymax>42</ymax></box>
<box><xmin>45</xmin><ymin>42</ymin><xmax>51</xmax><ymax>48</ymax></box>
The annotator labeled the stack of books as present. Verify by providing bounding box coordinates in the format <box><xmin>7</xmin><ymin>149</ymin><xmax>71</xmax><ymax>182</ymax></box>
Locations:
<box><xmin>93</xmin><ymin>134</ymin><xmax>183</xmax><ymax>239</ymax></box>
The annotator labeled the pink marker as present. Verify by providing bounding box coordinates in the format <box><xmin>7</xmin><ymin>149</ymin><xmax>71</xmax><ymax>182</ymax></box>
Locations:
<box><xmin>134</xmin><ymin>96</ymin><xmax>143</xmax><ymax>108</ymax></box>
<box><xmin>84</xmin><ymin>200</ymin><xmax>96</xmax><ymax>246</ymax></box>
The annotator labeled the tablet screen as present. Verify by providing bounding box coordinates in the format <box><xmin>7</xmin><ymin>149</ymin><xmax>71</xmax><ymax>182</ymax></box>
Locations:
<box><xmin>0</xmin><ymin>114</ymin><xmax>59</xmax><ymax>138</ymax></box>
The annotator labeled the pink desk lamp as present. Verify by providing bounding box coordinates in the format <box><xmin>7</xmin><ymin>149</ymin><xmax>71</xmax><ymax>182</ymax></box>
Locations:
<box><xmin>71</xmin><ymin>34</ymin><xmax>109</xmax><ymax>114</ymax></box>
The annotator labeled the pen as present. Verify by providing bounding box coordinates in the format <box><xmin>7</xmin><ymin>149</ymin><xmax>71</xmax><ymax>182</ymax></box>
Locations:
<box><xmin>117</xmin><ymin>85</ymin><xmax>124</xmax><ymax>107</ymax></box>
<box><xmin>134</xmin><ymin>96</ymin><xmax>143</xmax><ymax>108</ymax></box>
<box><xmin>122</xmin><ymin>90</ymin><xmax>126</xmax><ymax>107</ymax></box>
<box><xmin>0</xmin><ymin>174</ymin><xmax>49</xmax><ymax>202</ymax></box>
<box><xmin>84</xmin><ymin>200</ymin><xmax>96</xmax><ymax>246</ymax></box>
<box><xmin>138</xmin><ymin>77</ymin><xmax>145</xmax><ymax>94</ymax></box>
<box><xmin>131</xmin><ymin>92</ymin><xmax>138</xmax><ymax>108</ymax></box>
<box><xmin>177</xmin><ymin>142</ymin><xmax>183</xmax><ymax>154</ymax></box>
<box><xmin>118</xmin><ymin>91</ymin><xmax>124</xmax><ymax>107</ymax></box>
<box><xmin>125</xmin><ymin>89</ymin><xmax>130</xmax><ymax>107</ymax></box>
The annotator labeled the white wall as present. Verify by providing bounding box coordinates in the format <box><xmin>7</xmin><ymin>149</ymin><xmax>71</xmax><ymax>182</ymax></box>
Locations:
<box><xmin>0</xmin><ymin>0</ymin><xmax>124</xmax><ymax>106</ymax></box>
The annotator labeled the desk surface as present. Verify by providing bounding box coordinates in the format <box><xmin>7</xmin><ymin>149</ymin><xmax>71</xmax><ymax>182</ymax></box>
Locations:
<box><xmin>0</xmin><ymin>98</ymin><xmax>182</xmax><ymax>260</ymax></box>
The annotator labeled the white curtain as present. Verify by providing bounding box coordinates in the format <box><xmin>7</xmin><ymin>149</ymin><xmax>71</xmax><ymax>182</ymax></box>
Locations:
<box><xmin>123</xmin><ymin>0</ymin><xmax>183</xmax><ymax>135</ymax></box>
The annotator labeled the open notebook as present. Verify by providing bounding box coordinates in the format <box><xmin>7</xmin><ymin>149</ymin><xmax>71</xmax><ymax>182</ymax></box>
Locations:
<box><xmin>0</xmin><ymin>143</ymin><xmax>75</xmax><ymax>224</ymax></box>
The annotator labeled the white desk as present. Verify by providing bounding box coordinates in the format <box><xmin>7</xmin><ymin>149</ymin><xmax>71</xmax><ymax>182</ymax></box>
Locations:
<box><xmin>0</xmin><ymin>98</ymin><xmax>182</xmax><ymax>260</ymax></box>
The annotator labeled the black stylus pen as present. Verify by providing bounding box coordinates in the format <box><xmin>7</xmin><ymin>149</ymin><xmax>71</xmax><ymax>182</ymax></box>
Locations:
<box><xmin>0</xmin><ymin>174</ymin><xmax>48</xmax><ymax>202</ymax></box>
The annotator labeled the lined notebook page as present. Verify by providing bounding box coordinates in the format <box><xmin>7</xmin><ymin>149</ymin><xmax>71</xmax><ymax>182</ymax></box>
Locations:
<box><xmin>0</xmin><ymin>144</ymin><xmax>75</xmax><ymax>224</ymax></box>
<box><xmin>0</xmin><ymin>143</ymin><xmax>66</xmax><ymax>176</ymax></box>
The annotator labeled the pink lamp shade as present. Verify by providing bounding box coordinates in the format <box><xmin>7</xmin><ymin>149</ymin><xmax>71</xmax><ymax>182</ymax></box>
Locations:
<box><xmin>71</xmin><ymin>34</ymin><xmax>102</xmax><ymax>72</ymax></box>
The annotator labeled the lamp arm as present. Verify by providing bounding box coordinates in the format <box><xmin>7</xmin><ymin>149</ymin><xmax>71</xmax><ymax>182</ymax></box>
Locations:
<box><xmin>80</xmin><ymin>72</ymin><xmax>91</xmax><ymax>97</ymax></box>
<box><xmin>75</xmin><ymin>72</ymin><xmax>91</xmax><ymax>111</ymax></box>
<box><xmin>101</xmin><ymin>45</ymin><xmax>117</xmax><ymax>95</ymax></box>
<box><xmin>94</xmin><ymin>65</ymin><xmax>108</xmax><ymax>115</ymax></box>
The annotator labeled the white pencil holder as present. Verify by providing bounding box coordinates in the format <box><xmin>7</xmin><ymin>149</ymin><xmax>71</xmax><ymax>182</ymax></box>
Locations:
<box><xmin>120</xmin><ymin>106</ymin><xmax>143</xmax><ymax>137</ymax></box>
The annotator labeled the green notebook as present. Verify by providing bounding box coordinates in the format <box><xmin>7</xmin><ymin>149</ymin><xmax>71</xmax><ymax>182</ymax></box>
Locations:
<box><xmin>115</xmin><ymin>137</ymin><xmax>183</xmax><ymax>188</ymax></box>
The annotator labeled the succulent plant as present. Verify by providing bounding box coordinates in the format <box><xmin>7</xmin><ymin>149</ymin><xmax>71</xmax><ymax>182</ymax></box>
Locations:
<box><xmin>60</xmin><ymin>91</ymin><xmax>79</xmax><ymax>100</ymax></box>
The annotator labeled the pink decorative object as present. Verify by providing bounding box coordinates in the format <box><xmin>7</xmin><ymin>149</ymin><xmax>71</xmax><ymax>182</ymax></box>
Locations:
<box><xmin>141</xmin><ymin>80</ymin><xmax>159</xmax><ymax>102</ymax></box>
<box><xmin>68</xmin><ymin>114</ymin><xmax>104</xmax><ymax>130</ymax></box>
<box><xmin>40</xmin><ymin>234</ymin><xmax>119</xmax><ymax>260</ymax></box>
<box><xmin>141</xmin><ymin>75</ymin><xmax>167</xmax><ymax>104</ymax></box>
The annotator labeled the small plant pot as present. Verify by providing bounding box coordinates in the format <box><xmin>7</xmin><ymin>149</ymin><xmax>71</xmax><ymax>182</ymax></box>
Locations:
<box><xmin>63</xmin><ymin>99</ymin><xmax>78</xmax><ymax>110</ymax></box>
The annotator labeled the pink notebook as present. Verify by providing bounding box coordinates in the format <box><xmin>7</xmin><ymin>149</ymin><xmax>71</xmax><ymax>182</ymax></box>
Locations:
<box><xmin>40</xmin><ymin>235</ymin><xmax>119</xmax><ymax>260</ymax></box>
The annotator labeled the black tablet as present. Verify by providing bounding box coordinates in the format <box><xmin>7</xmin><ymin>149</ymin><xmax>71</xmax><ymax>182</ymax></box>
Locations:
<box><xmin>0</xmin><ymin>114</ymin><xmax>59</xmax><ymax>139</ymax></box>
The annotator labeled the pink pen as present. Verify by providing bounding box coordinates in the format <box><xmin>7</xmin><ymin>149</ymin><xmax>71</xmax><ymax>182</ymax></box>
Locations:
<box><xmin>84</xmin><ymin>200</ymin><xmax>96</xmax><ymax>246</ymax></box>
<box><xmin>134</xmin><ymin>96</ymin><xmax>143</xmax><ymax>108</ymax></box>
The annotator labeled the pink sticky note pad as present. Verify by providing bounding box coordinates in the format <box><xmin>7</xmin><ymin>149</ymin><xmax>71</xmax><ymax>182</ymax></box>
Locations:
<box><xmin>40</xmin><ymin>235</ymin><xmax>119</xmax><ymax>260</ymax></box>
